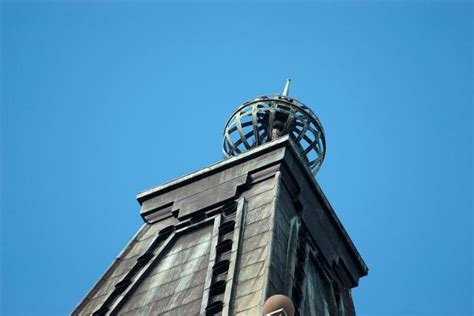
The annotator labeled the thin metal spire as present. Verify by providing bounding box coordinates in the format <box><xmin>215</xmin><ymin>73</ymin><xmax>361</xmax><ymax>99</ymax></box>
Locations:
<box><xmin>282</xmin><ymin>78</ymin><xmax>291</xmax><ymax>97</ymax></box>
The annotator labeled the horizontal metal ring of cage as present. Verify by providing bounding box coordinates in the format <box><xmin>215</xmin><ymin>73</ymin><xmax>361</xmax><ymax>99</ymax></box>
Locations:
<box><xmin>222</xmin><ymin>94</ymin><xmax>326</xmax><ymax>175</ymax></box>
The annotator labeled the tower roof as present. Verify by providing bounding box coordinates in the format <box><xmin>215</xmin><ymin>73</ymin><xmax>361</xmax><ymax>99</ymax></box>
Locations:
<box><xmin>73</xmin><ymin>135</ymin><xmax>367</xmax><ymax>316</ymax></box>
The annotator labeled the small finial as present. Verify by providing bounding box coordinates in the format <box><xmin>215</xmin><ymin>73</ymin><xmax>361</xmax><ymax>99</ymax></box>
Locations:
<box><xmin>282</xmin><ymin>78</ymin><xmax>291</xmax><ymax>97</ymax></box>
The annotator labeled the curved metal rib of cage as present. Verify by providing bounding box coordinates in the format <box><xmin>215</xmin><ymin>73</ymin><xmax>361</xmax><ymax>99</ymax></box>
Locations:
<box><xmin>223</xmin><ymin>95</ymin><xmax>326</xmax><ymax>175</ymax></box>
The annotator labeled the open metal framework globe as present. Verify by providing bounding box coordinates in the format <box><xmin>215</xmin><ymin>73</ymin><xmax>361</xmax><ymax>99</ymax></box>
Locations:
<box><xmin>223</xmin><ymin>94</ymin><xmax>326</xmax><ymax>175</ymax></box>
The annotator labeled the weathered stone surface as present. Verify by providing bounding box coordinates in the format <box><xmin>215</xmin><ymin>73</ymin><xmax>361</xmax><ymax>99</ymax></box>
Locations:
<box><xmin>245</xmin><ymin>203</ymin><xmax>272</xmax><ymax>225</ymax></box>
<box><xmin>117</xmin><ymin>225</ymin><xmax>213</xmax><ymax>314</ymax></box>
<box><xmin>73</xmin><ymin>136</ymin><xmax>367</xmax><ymax>316</ymax></box>
<box><xmin>233</xmin><ymin>291</ymin><xmax>262</xmax><ymax>312</ymax></box>
<box><xmin>240</xmin><ymin>232</ymin><xmax>271</xmax><ymax>255</ymax></box>
<box><xmin>239</xmin><ymin>246</ymin><xmax>268</xmax><ymax>267</ymax></box>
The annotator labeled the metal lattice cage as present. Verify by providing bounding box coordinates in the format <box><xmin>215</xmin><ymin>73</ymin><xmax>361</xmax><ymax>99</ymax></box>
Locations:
<box><xmin>223</xmin><ymin>94</ymin><xmax>326</xmax><ymax>175</ymax></box>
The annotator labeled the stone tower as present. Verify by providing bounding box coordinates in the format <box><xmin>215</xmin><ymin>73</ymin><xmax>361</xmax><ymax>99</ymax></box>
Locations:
<box><xmin>73</xmin><ymin>81</ymin><xmax>368</xmax><ymax>315</ymax></box>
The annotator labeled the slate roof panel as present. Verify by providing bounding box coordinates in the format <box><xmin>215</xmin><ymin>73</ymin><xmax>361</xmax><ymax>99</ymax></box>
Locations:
<box><xmin>114</xmin><ymin>224</ymin><xmax>213</xmax><ymax>315</ymax></box>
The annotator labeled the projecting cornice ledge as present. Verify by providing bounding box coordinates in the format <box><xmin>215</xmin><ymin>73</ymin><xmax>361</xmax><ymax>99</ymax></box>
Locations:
<box><xmin>137</xmin><ymin>136</ymin><xmax>290</xmax><ymax>222</ymax></box>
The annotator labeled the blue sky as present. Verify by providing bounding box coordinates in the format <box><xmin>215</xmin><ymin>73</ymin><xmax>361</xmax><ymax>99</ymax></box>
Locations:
<box><xmin>1</xmin><ymin>1</ymin><xmax>472</xmax><ymax>315</ymax></box>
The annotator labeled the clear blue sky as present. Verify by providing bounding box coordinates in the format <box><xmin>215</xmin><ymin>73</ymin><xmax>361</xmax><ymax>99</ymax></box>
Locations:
<box><xmin>1</xmin><ymin>1</ymin><xmax>472</xmax><ymax>315</ymax></box>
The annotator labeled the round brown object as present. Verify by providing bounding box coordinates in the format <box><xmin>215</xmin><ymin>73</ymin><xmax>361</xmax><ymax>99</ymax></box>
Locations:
<box><xmin>262</xmin><ymin>294</ymin><xmax>295</xmax><ymax>316</ymax></box>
